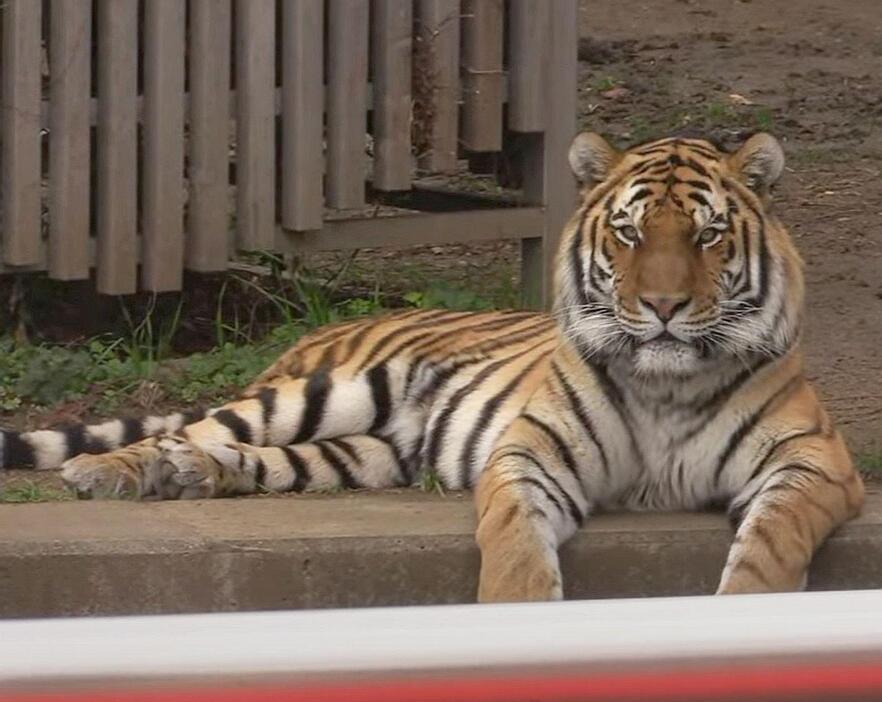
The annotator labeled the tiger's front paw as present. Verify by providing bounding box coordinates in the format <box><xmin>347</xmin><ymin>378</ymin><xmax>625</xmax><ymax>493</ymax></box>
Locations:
<box><xmin>61</xmin><ymin>438</ymin><xmax>220</xmax><ymax>500</ymax></box>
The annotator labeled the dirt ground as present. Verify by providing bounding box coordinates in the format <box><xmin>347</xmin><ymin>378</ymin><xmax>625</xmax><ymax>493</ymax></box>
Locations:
<box><xmin>571</xmin><ymin>0</ymin><xmax>882</xmax><ymax>455</ymax></box>
<box><xmin>1</xmin><ymin>0</ymin><xmax>880</xmax><ymax>497</ymax></box>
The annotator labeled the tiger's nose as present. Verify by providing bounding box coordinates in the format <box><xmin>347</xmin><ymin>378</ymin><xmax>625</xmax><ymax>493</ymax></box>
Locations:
<box><xmin>639</xmin><ymin>295</ymin><xmax>691</xmax><ymax>323</ymax></box>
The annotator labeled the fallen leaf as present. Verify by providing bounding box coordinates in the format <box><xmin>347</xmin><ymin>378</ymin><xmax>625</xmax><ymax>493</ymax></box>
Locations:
<box><xmin>601</xmin><ymin>86</ymin><xmax>631</xmax><ymax>100</ymax></box>
<box><xmin>728</xmin><ymin>93</ymin><xmax>755</xmax><ymax>106</ymax></box>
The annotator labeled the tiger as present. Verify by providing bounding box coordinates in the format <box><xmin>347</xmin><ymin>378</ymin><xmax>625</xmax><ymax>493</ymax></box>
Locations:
<box><xmin>0</xmin><ymin>131</ymin><xmax>863</xmax><ymax>603</ymax></box>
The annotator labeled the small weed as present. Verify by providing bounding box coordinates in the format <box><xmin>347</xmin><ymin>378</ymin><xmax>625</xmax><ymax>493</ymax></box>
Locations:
<box><xmin>753</xmin><ymin>107</ymin><xmax>774</xmax><ymax>132</ymax></box>
<box><xmin>594</xmin><ymin>76</ymin><xmax>619</xmax><ymax>92</ymax></box>
<box><xmin>856</xmin><ymin>451</ymin><xmax>882</xmax><ymax>475</ymax></box>
<box><xmin>704</xmin><ymin>101</ymin><xmax>738</xmax><ymax>126</ymax></box>
<box><xmin>419</xmin><ymin>469</ymin><xmax>446</xmax><ymax>496</ymax></box>
<box><xmin>0</xmin><ymin>480</ymin><xmax>72</xmax><ymax>503</ymax></box>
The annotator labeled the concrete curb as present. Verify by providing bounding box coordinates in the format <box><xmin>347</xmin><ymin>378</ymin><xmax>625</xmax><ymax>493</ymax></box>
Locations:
<box><xmin>1</xmin><ymin>490</ymin><xmax>881</xmax><ymax>617</ymax></box>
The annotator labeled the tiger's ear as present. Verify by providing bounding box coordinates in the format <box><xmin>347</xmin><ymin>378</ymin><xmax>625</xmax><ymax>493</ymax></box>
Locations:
<box><xmin>568</xmin><ymin>132</ymin><xmax>621</xmax><ymax>186</ymax></box>
<box><xmin>729</xmin><ymin>133</ymin><xmax>785</xmax><ymax>193</ymax></box>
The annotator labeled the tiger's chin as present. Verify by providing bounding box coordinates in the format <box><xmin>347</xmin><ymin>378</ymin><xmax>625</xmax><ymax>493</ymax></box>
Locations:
<box><xmin>632</xmin><ymin>339</ymin><xmax>706</xmax><ymax>377</ymax></box>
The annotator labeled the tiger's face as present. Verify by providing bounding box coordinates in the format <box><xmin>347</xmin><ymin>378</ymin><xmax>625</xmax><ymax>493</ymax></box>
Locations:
<box><xmin>557</xmin><ymin>132</ymin><xmax>804</xmax><ymax>377</ymax></box>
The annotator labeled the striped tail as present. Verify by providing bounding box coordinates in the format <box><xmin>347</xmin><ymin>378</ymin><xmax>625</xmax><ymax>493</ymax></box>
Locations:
<box><xmin>0</xmin><ymin>408</ymin><xmax>207</xmax><ymax>471</ymax></box>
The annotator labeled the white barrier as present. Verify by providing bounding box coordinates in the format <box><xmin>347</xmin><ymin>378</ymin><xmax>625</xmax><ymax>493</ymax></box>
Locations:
<box><xmin>2</xmin><ymin>590</ymin><xmax>882</xmax><ymax>700</ymax></box>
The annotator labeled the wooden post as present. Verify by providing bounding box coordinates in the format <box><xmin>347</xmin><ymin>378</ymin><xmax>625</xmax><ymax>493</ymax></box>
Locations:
<box><xmin>326</xmin><ymin>0</ymin><xmax>369</xmax><ymax>209</ymax></box>
<box><xmin>235</xmin><ymin>0</ymin><xmax>276</xmax><ymax>250</ymax></box>
<box><xmin>49</xmin><ymin>0</ymin><xmax>92</xmax><ymax>280</ymax></box>
<box><xmin>95</xmin><ymin>0</ymin><xmax>138</xmax><ymax>294</ymax></box>
<box><xmin>142</xmin><ymin>0</ymin><xmax>185</xmax><ymax>291</ymax></box>
<box><xmin>460</xmin><ymin>0</ymin><xmax>503</xmax><ymax>153</ymax></box>
<box><xmin>281</xmin><ymin>0</ymin><xmax>324</xmax><ymax>232</ymax></box>
<box><xmin>519</xmin><ymin>0</ymin><xmax>577</xmax><ymax>310</ymax></box>
<box><xmin>508</xmin><ymin>0</ymin><xmax>548</xmax><ymax>133</ymax></box>
<box><xmin>371</xmin><ymin>0</ymin><xmax>413</xmax><ymax>192</ymax></box>
<box><xmin>414</xmin><ymin>0</ymin><xmax>460</xmax><ymax>173</ymax></box>
<box><xmin>1</xmin><ymin>0</ymin><xmax>43</xmax><ymax>266</ymax></box>
<box><xmin>189</xmin><ymin>0</ymin><xmax>232</xmax><ymax>271</ymax></box>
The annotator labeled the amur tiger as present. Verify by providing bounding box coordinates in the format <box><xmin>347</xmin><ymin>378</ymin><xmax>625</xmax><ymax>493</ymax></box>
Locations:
<box><xmin>0</xmin><ymin>132</ymin><xmax>863</xmax><ymax>602</ymax></box>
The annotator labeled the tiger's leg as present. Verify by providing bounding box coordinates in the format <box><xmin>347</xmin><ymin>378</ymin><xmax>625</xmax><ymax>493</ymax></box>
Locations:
<box><xmin>717</xmin><ymin>434</ymin><xmax>864</xmax><ymax>594</ymax></box>
<box><xmin>60</xmin><ymin>365</ymin><xmax>405</xmax><ymax>498</ymax></box>
<box><xmin>64</xmin><ymin>434</ymin><xmax>411</xmax><ymax>500</ymax></box>
<box><xmin>475</xmin><ymin>448</ymin><xmax>591</xmax><ymax>603</ymax></box>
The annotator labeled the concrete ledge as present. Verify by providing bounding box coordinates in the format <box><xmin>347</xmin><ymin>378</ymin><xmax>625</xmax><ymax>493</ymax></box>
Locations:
<box><xmin>1</xmin><ymin>490</ymin><xmax>881</xmax><ymax>618</ymax></box>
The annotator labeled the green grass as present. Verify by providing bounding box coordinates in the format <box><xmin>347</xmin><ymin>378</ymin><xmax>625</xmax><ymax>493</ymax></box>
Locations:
<box><xmin>1</xmin><ymin>275</ymin><xmax>503</xmax><ymax>419</ymax></box>
<box><xmin>0</xmin><ymin>480</ymin><xmax>72</xmax><ymax>504</ymax></box>
<box><xmin>856</xmin><ymin>451</ymin><xmax>882</xmax><ymax>475</ymax></box>
<box><xmin>419</xmin><ymin>469</ymin><xmax>446</xmax><ymax>496</ymax></box>
<box><xmin>594</xmin><ymin>76</ymin><xmax>620</xmax><ymax>92</ymax></box>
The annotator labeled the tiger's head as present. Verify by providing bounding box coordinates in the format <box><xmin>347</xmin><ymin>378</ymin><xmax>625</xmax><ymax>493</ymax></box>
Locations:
<box><xmin>556</xmin><ymin>131</ymin><xmax>804</xmax><ymax>377</ymax></box>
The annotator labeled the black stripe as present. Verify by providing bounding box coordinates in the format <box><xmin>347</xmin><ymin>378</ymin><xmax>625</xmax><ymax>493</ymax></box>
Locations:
<box><xmin>382</xmin><ymin>436</ymin><xmax>411</xmax><ymax>486</ymax></box>
<box><xmin>683</xmin><ymin>179</ymin><xmax>712</xmax><ymax>191</ymax></box>
<box><xmin>551</xmin><ymin>362</ymin><xmax>609</xmax><ymax>477</ymax></box>
<box><xmin>625</xmin><ymin>187</ymin><xmax>653</xmax><ymax>206</ymax></box>
<box><xmin>212</xmin><ymin>410</ymin><xmax>253</xmax><ymax>444</ymax></box>
<box><xmin>688</xmin><ymin>191</ymin><xmax>710</xmax><ymax>208</ymax></box>
<box><xmin>327</xmin><ymin>437</ymin><xmax>363</xmax><ymax>465</ymax></box>
<box><xmin>2</xmin><ymin>430</ymin><xmax>35</xmax><ymax>469</ymax></box>
<box><xmin>457</xmin><ymin>350</ymin><xmax>552</xmax><ymax>487</ymax></box>
<box><xmin>60</xmin><ymin>424</ymin><xmax>108</xmax><ymax>456</ymax></box>
<box><xmin>317</xmin><ymin>442</ymin><xmax>360</xmax><ymax>489</ymax></box>
<box><xmin>366</xmin><ymin>365</ymin><xmax>392</xmax><ymax>433</ymax></box>
<box><xmin>280</xmin><ymin>446</ymin><xmax>311</xmax><ymax>492</ymax></box>
<box><xmin>423</xmin><ymin>339</ymin><xmax>552</xmax><ymax>470</ymax></box>
<box><xmin>685</xmin><ymin>158</ymin><xmax>711</xmax><ymax>178</ymax></box>
<box><xmin>256</xmin><ymin>387</ymin><xmax>277</xmax><ymax>445</ymax></box>
<box><xmin>181</xmin><ymin>408</ymin><xmax>206</xmax><ymax>426</ymax></box>
<box><xmin>569</xmin><ymin>208</ymin><xmax>592</xmax><ymax>311</ymax></box>
<box><xmin>747</xmin><ymin>426</ymin><xmax>824</xmax><ymax>483</ymax></box>
<box><xmin>520</xmin><ymin>414</ymin><xmax>587</xmax><ymax>499</ymax></box>
<box><xmin>291</xmin><ymin>368</ymin><xmax>332</xmax><ymax>444</ymax></box>
<box><xmin>122</xmin><ymin>418</ymin><xmax>145</xmax><ymax>445</ymax></box>
<box><xmin>355</xmin><ymin>310</ymin><xmax>473</xmax><ymax>372</ymax></box>
<box><xmin>713</xmin><ymin>375</ymin><xmax>804</xmax><ymax>486</ymax></box>
<box><xmin>254</xmin><ymin>457</ymin><xmax>267</xmax><ymax>488</ymax></box>
<box><xmin>495</xmin><ymin>450</ymin><xmax>584</xmax><ymax>526</ymax></box>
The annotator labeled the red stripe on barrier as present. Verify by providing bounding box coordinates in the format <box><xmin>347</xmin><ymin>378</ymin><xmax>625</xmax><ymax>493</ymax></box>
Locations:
<box><xmin>5</xmin><ymin>659</ymin><xmax>882</xmax><ymax>702</ymax></box>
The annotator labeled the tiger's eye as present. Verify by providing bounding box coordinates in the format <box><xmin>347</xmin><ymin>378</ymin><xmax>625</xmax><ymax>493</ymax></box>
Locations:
<box><xmin>616</xmin><ymin>225</ymin><xmax>640</xmax><ymax>246</ymax></box>
<box><xmin>697</xmin><ymin>229</ymin><xmax>722</xmax><ymax>247</ymax></box>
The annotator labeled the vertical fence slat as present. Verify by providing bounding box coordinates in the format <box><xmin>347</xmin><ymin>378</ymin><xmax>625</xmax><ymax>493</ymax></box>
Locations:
<box><xmin>508</xmin><ymin>0</ymin><xmax>547</xmax><ymax>133</ymax></box>
<box><xmin>235</xmin><ymin>0</ymin><xmax>276</xmax><ymax>250</ymax></box>
<box><xmin>188</xmin><ymin>0</ymin><xmax>232</xmax><ymax>271</ymax></box>
<box><xmin>95</xmin><ymin>0</ymin><xmax>138</xmax><ymax>294</ymax></box>
<box><xmin>142</xmin><ymin>0</ymin><xmax>185</xmax><ymax>291</ymax></box>
<box><xmin>281</xmin><ymin>0</ymin><xmax>323</xmax><ymax>231</ymax></box>
<box><xmin>460</xmin><ymin>0</ymin><xmax>503</xmax><ymax>152</ymax></box>
<box><xmin>415</xmin><ymin>0</ymin><xmax>460</xmax><ymax>173</ymax></box>
<box><xmin>327</xmin><ymin>0</ymin><xmax>369</xmax><ymax>209</ymax></box>
<box><xmin>371</xmin><ymin>0</ymin><xmax>412</xmax><ymax>192</ymax></box>
<box><xmin>1</xmin><ymin>0</ymin><xmax>43</xmax><ymax>266</ymax></box>
<box><xmin>48</xmin><ymin>0</ymin><xmax>91</xmax><ymax>279</ymax></box>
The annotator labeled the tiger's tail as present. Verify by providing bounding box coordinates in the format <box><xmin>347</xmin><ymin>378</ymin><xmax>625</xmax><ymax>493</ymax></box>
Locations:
<box><xmin>0</xmin><ymin>409</ymin><xmax>207</xmax><ymax>471</ymax></box>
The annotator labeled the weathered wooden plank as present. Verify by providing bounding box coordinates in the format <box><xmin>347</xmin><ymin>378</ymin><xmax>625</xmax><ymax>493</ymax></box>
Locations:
<box><xmin>326</xmin><ymin>0</ymin><xmax>369</xmax><ymax>209</ymax></box>
<box><xmin>508</xmin><ymin>0</ymin><xmax>548</xmax><ymax>133</ymax></box>
<box><xmin>48</xmin><ymin>0</ymin><xmax>91</xmax><ymax>280</ymax></box>
<box><xmin>371</xmin><ymin>0</ymin><xmax>412</xmax><ymax>191</ymax></box>
<box><xmin>519</xmin><ymin>0</ymin><xmax>578</xmax><ymax>309</ymax></box>
<box><xmin>95</xmin><ymin>0</ymin><xmax>138</xmax><ymax>294</ymax></box>
<box><xmin>276</xmin><ymin>206</ymin><xmax>545</xmax><ymax>253</ymax></box>
<box><xmin>280</xmin><ymin>0</ymin><xmax>323</xmax><ymax>231</ymax></box>
<box><xmin>141</xmin><ymin>0</ymin><xmax>185</xmax><ymax>291</ymax></box>
<box><xmin>414</xmin><ymin>0</ymin><xmax>460</xmax><ymax>173</ymax></box>
<box><xmin>1</xmin><ymin>0</ymin><xmax>43</xmax><ymax>266</ymax></box>
<box><xmin>188</xmin><ymin>0</ymin><xmax>232</xmax><ymax>271</ymax></box>
<box><xmin>460</xmin><ymin>0</ymin><xmax>503</xmax><ymax>152</ymax></box>
<box><xmin>235</xmin><ymin>0</ymin><xmax>276</xmax><ymax>250</ymax></box>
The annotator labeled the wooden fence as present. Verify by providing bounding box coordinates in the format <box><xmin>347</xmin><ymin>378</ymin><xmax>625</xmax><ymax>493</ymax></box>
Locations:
<box><xmin>0</xmin><ymin>0</ymin><xmax>577</xmax><ymax>307</ymax></box>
